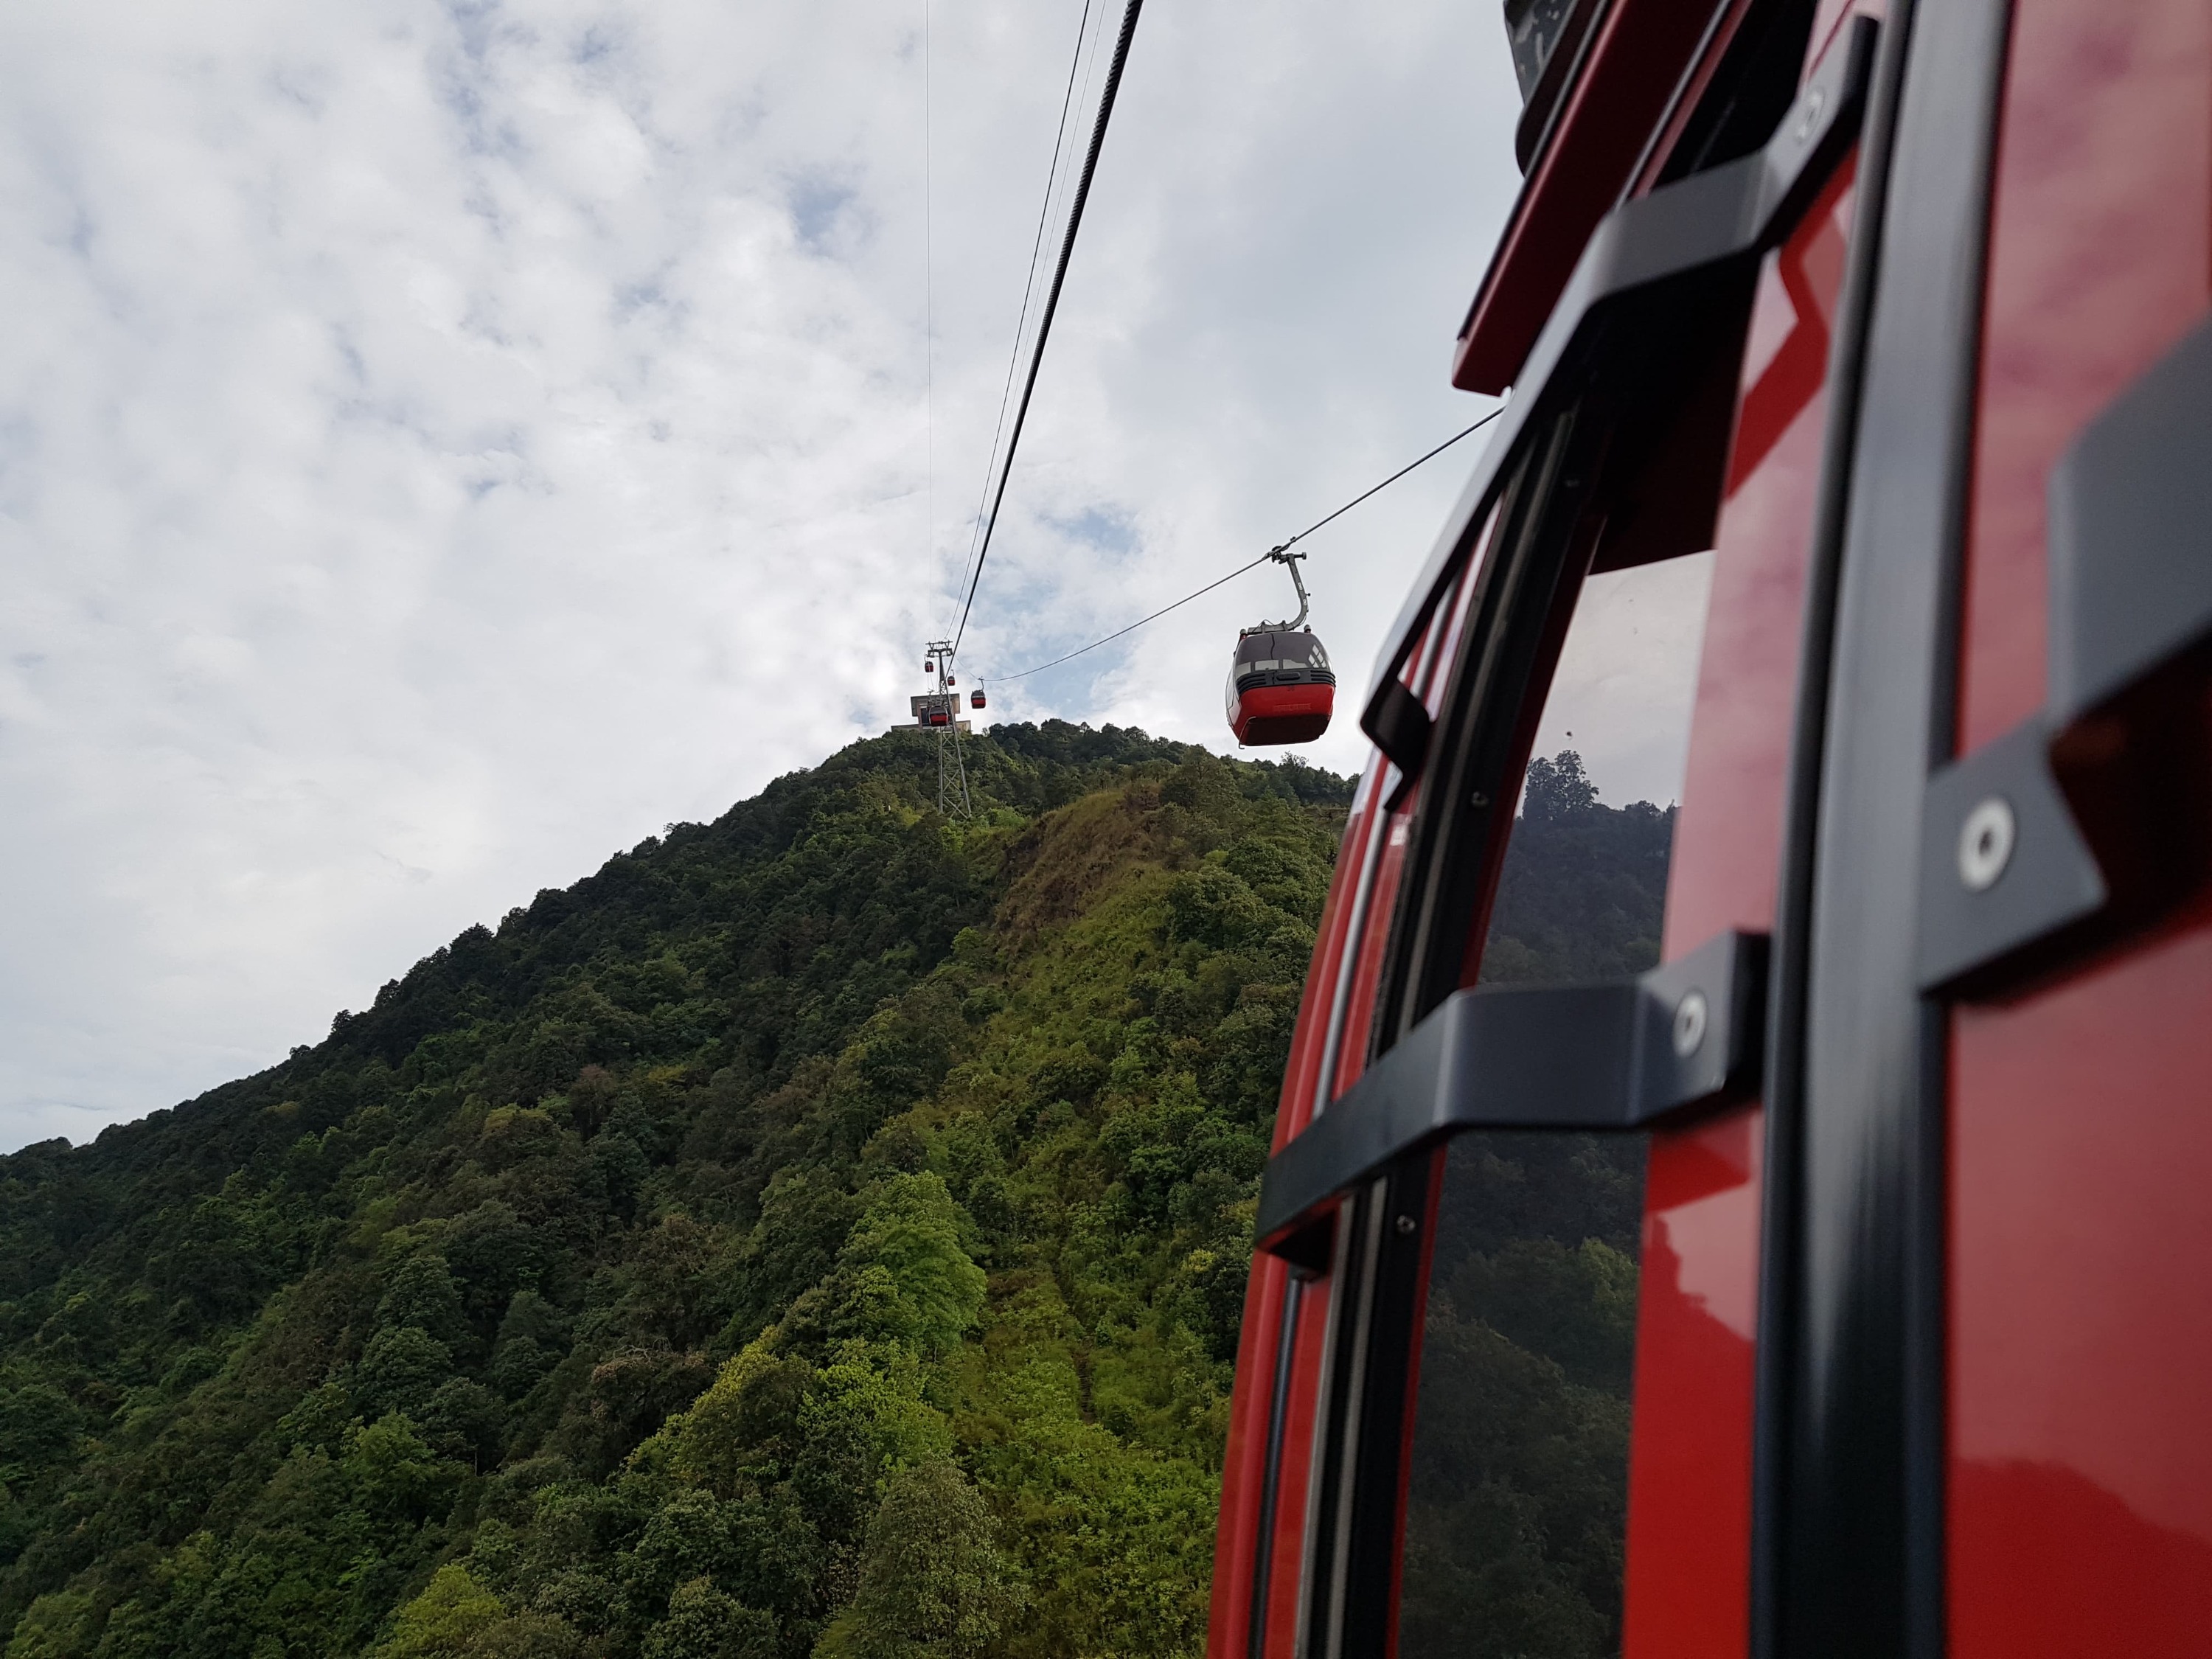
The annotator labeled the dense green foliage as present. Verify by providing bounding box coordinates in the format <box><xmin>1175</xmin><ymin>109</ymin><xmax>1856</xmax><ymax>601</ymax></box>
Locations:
<box><xmin>0</xmin><ymin>729</ymin><xmax>1667</xmax><ymax>1659</ymax></box>
<box><xmin>0</xmin><ymin>725</ymin><xmax>1352</xmax><ymax>1659</ymax></box>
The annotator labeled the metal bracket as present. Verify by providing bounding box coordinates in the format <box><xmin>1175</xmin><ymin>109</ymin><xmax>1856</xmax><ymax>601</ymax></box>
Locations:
<box><xmin>1915</xmin><ymin>718</ymin><xmax>2106</xmax><ymax>990</ymax></box>
<box><xmin>1360</xmin><ymin>17</ymin><xmax>1878</xmax><ymax>785</ymax></box>
<box><xmin>1259</xmin><ymin>547</ymin><xmax>1313</xmax><ymax>632</ymax></box>
<box><xmin>1918</xmin><ymin>314</ymin><xmax>2212</xmax><ymax>993</ymax></box>
<box><xmin>1256</xmin><ymin>930</ymin><xmax>1767</xmax><ymax>1257</ymax></box>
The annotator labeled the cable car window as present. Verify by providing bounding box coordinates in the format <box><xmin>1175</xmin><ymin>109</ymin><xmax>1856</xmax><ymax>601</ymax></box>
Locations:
<box><xmin>1397</xmin><ymin>549</ymin><xmax>1713</xmax><ymax>1659</ymax></box>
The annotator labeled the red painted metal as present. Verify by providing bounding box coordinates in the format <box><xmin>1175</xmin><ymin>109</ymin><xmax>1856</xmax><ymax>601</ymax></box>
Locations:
<box><xmin>1207</xmin><ymin>1246</ymin><xmax>1291</xmax><ymax>1659</ymax></box>
<box><xmin>1258</xmin><ymin>1270</ymin><xmax>1334</xmax><ymax>1657</ymax></box>
<box><xmin>1228</xmin><ymin>680</ymin><xmax>1335</xmax><ymax>747</ymax></box>
<box><xmin>1213</xmin><ymin>0</ymin><xmax>2212</xmax><ymax>1652</ymax></box>
<box><xmin>1205</xmin><ymin>768</ymin><xmax>1380</xmax><ymax>1659</ymax></box>
<box><xmin>1948</xmin><ymin>0</ymin><xmax>2212</xmax><ymax>1651</ymax></box>
<box><xmin>1626</xmin><ymin>1110</ymin><xmax>1763</xmax><ymax>1655</ymax></box>
<box><xmin>1452</xmin><ymin>0</ymin><xmax>1723</xmax><ymax>394</ymax></box>
<box><xmin>1619</xmin><ymin>114</ymin><xmax>1861</xmax><ymax>1658</ymax></box>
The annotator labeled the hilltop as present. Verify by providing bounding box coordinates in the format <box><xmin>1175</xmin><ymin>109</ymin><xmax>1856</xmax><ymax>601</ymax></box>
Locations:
<box><xmin>0</xmin><ymin>725</ymin><xmax>1669</xmax><ymax>1659</ymax></box>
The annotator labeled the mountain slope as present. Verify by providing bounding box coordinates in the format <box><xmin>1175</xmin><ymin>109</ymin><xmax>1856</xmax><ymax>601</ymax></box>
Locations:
<box><xmin>0</xmin><ymin>728</ymin><xmax>1670</xmax><ymax>1659</ymax></box>
<box><xmin>0</xmin><ymin>726</ymin><xmax>1351</xmax><ymax>1659</ymax></box>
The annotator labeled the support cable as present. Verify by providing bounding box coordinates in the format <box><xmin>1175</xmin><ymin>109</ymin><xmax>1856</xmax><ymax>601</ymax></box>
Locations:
<box><xmin>922</xmin><ymin>0</ymin><xmax>934</xmax><ymax>582</ymax></box>
<box><xmin>978</xmin><ymin>407</ymin><xmax>1500</xmax><ymax>686</ymax></box>
<box><xmin>948</xmin><ymin>0</ymin><xmax>1102</xmax><ymax>616</ymax></box>
<box><xmin>950</xmin><ymin>0</ymin><xmax>1148</xmax><ymax>659</ymax></box>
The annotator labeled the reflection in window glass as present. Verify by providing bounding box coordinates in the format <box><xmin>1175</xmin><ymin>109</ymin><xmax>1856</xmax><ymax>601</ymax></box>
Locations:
<box><xmin>1398</xmin><ymin>1133</ymin><xmax>1644</xmax><ymax>1659</ymax></box>
<box><xmin>1397</xmin><ymin>551</ymin><xmax>1711</xmax><ymax>1659</ymax></box>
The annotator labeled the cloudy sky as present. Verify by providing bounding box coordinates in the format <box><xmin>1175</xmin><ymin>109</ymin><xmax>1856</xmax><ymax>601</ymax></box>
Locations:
<box><xmin>0</xmin><ymin>0</ymin><xmax>1705</xmax><ymax>1148</ymax></box>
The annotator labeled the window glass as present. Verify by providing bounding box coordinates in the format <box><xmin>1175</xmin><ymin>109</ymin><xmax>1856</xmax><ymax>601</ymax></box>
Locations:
<box><xmin>1397</xmin><ymin>549</ymin><xmax>1713</xmax><ymax>1659</ymax></box>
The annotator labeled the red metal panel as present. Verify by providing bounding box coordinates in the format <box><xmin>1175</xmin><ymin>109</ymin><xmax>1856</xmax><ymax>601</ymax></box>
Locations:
<box><xmin>1620</xmin><ymin>131</ymin><xmax>1863</xmax><ymax>1659</ymax></box>
<box><xmin>1667</xmin><ymin>164</ymin><xmax>1854</xmax><ymax>954</ymax></box>
<box><xmin>1626</xmin><ymin>1110</ymin><xmax>1763</xmax><ymax>1657</ymax></box>
<box><xmin>1207</xmin><ymin>1247</ymin><xmax>1292</xmax><ymax>1659</ymax></box>
<box><xmin>1230</xmin><ymin>681</ymin><xmax>1336</xmax><ymax>748</ymax></box>
<box><xmin>1453</xmin><ymin>0</ymin><xmax>1725</xmax><ymax>394</ymax></box>
<box><xmin>1260</xmin><ymin>1272</ymin><xmax>1335</xmax><ymax>1657</ymax></box>
<box><xmin>1206</xmin><ymin>768</ymin><xmax>1380</xmax><ymax>1659</ymax></box>
<box><xmin>1950</xmin><ymin>911</ymin><xmax>2212</xmax><ymax>1656</ymax></box>
<box><xmin>1947</xmin><ymin>0</ymin><xmax>2212</xmax><ymax>1650</ymax></box>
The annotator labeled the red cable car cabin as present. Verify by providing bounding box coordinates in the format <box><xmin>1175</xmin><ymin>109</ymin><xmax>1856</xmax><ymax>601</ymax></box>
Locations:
<box><xmin>1228</xmin><ymin>628</ymin><xmax>1336</xmax><ymax>746</ymax></box>
<box><xmin>1211</xmin><ymin>1</ymin><xmax>2212</xmax><ymax>1658</ymax></box>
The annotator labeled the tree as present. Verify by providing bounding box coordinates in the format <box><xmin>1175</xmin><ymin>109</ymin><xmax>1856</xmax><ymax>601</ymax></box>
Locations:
<box><xmin>831</xmin><ymin>1175</ymin><xmax>986</xmax><ymax>1357</ymax></box>
<box><xmin>379</xmin><ymin>1253</ymin><xmax>471</xmax><ymax>1349</ymax></box>
<box><xmin>378</xmin><ymin>1564</ymin><xmax>504</xmax><ymax>1658</ymax></box>
<box><xmin>1522</xmin><ymin>751</ymin><xmax>1598</xmax><ymax>822</ymax></box>
<box><xmin>644</xmin><ymin>1578</ymin><xmax>776</xmax><ymax>1659</ymax></box>
<box><xmin>818</xmin><ymin>1461</ymin><xmax>1021</xmax><ymax>1659</ymax></box>
<box><xmin>357</xmin><ymin>1326</ymin><xmax>456</xmax><ymax>1418</ymax></box>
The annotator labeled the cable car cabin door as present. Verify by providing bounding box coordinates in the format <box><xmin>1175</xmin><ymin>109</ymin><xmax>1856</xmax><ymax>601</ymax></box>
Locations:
<box><xmin>1213</xmin><ymin>5</ymin><xmax>1879</xmax><ymax>1652</ymax></box>
<box><xmin>1209</xmin><ymin>0</ymin><xmax>2212</xmax><ymax>1655</ymax></box>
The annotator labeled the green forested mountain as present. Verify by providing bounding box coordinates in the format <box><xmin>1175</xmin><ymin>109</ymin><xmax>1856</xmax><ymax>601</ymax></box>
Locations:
<box><xmin>0</xmin><ymin>727</ymin><xmax>1669</xmax><ymax>1659</ymax></box>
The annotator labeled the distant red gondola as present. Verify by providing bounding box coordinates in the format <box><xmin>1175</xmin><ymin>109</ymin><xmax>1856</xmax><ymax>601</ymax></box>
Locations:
<box><xmin>1226</xmin><ymin>628</ymin><xmax>1335</xmax><ymax>745</ymax></box>
<box><xmin>971</xmin><ymin>686</ymin><xmax>987</xmax><ymax>709</ymax></box>
<box><xmin>1225</xmin><ymin>549</ymin><xmax>1334</xmax><ymax>745</ymax></box>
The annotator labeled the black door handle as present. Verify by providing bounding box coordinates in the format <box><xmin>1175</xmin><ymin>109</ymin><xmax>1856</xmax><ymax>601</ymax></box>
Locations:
<box><xmin>1256</xmin><ymin>930</ymin><xmax>1767</xmax><ymax>1267</ymax></box>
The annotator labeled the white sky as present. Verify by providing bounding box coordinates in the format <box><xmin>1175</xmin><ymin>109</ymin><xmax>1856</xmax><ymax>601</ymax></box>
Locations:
<box><xmin>1531</xmin><ymin>552</ymin><xmax>1715</xmax><ymax>812</ymax></box>
<box><xmin>0</xmin><ymin>0</ymin><xmax>1697</xmax><ymax>1148</ymax></box>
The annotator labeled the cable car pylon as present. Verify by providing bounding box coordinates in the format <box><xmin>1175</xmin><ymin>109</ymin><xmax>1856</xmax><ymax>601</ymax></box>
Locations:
<box><xmin>914</xmin><ymin>641</ymin><xmax>972</xmax><ymax>818</ymax></box>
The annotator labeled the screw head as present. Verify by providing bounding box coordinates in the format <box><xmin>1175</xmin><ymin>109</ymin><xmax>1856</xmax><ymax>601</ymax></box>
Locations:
<box><xmin>1957</xmin><ymin>796</ymin><xmax>2016</xmax><ymax>892</ymax></box>
<box><xmin>1395</xmin><ymin>1214</ymin><xmax>1418</xmax><ymax>1236</ymax></box>
<box><xmin>1672</xmin><ymin>990</ymin><xmax>1709</xmax><ymax>1060</ymax></box>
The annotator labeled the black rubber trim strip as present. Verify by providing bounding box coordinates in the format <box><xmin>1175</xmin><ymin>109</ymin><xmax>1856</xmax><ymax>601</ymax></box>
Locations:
<box><xmin>1371</xmin><ymin>418</ymin><xmax>1586</xmax><ymax>1036</ymax></box>
<box><xmin>1514</xmin><ymin>0</ymin><xmax>1614</xmax><ymax>175</ymax></box>
<box><xmin>1917</xmin><ymin>315</ymin><xmax>2212</xmax><ymax>993</ymax></box>
<box><xmin>1360</xmin><ymin>15</ymin><xmax>1877</xmax><ymax>784</ymax></box>
<box><xmin>1758</xmin><ymin>0</ymin><xmax>2011</xmax><ymax>1652</ymax></box>
<box><xmin>1253</xmin><ymin>930</ymin><xmax>1766</xmax><ymax>1251</ymax></box>
<box><xmin>1748</xmin><ymin>3</ymin><xmax>1921</xmax><ymax>1651</ymax></box>
<box><xmin>1328</xmin><ymin>1156</ymin><xmax>1430</xmax><ymax>1659</ymax></box>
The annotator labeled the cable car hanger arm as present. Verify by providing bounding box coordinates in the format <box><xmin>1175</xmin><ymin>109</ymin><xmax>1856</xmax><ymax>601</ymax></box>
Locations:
<box><xmin>1251</xmin><ymin>548</ymin><xmax>1312</xmax><ymax>633</ymax></box>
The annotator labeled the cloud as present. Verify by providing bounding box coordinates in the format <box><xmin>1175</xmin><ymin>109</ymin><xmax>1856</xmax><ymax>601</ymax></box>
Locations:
<box><xmin>0</xmin><ymin>0</ymin><xmax>1532</xmax><ymax>1147</ymax></box>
